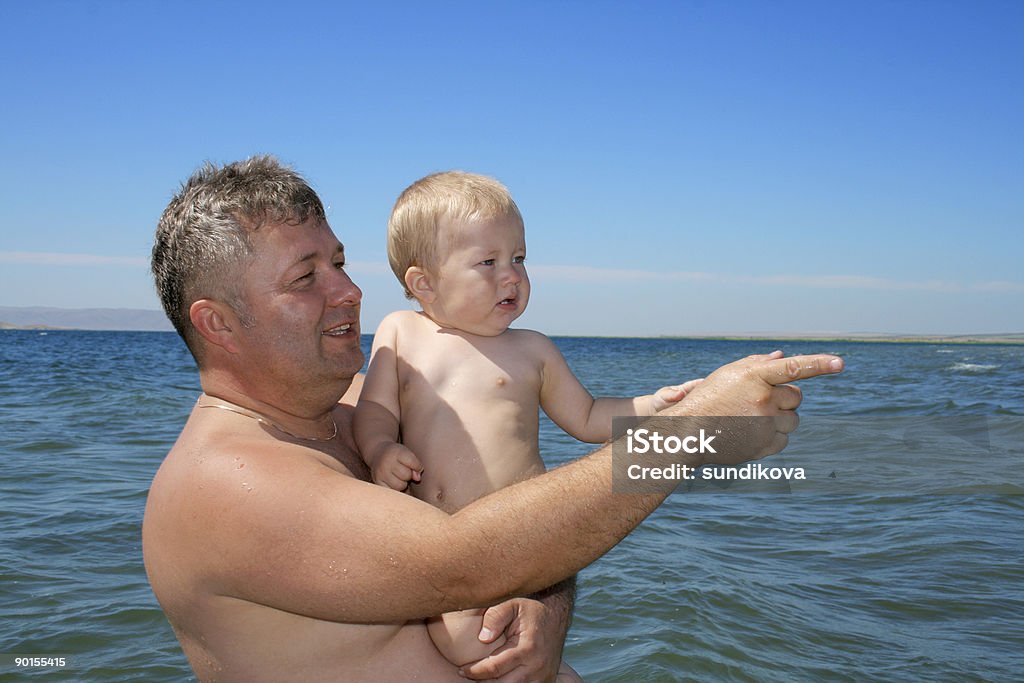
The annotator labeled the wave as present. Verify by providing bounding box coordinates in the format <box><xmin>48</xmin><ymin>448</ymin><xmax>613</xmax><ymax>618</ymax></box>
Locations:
<box><xmin>949</xmin><ymin>362</ymin><xmax>1000</xmax><ymax>373</ymax></box>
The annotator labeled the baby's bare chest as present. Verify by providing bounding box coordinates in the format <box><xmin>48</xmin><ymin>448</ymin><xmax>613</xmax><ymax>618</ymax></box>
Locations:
<box><xmin>398</xmin><ymin>335</ymin><xmax>543</xmax><ymax>406</ymax></box>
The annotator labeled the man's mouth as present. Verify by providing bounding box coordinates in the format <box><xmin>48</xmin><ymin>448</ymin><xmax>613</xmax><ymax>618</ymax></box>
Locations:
<box><xmin>322</xmin><ymin>322</ymin><xmax>356</xmax><ymax>336</ymax></box>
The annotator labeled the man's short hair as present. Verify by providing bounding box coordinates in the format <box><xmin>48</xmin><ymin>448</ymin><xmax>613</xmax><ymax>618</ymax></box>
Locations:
<box><xmin>387</xmin><ymin>171</ymin><xmax>522</xmax><ymax>298</ymax></box>
<box><xmin>151</xmin><ymin>155</ymin><xmax>326</xmax><ymax>362</ymax></box>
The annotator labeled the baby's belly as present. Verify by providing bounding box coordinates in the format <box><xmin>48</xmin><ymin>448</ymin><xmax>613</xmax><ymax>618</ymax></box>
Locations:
<box><xmin>411</xmin><ymin>454</ymin><xmax>546</xmax><ymax>513</ymax></box>
<box><xmin>402</xmin><ymin>393</ymin><xmax>545</xmax><ymax>512</ymax></box>
<box><xmin>405</xmin><ymin>426</ymin><xmax>545</xmax><ymax>513</ymax></box>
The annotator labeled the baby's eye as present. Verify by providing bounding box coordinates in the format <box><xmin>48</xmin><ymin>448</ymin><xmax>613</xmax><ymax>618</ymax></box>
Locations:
<box><xmin>513</xmin><ymin>256</ymin><xmax>526</xmax><ymax>264</ymax></box>
<box><xmin>479</xmin><ymin>259</ymin><xmax>495</xmax><ymax>266</ymax></box>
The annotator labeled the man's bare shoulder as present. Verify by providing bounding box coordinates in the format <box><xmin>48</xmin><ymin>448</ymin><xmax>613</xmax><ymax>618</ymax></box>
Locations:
<box><xmin>145</xmin><ymin>414</ymin><xmax>364</xmax><ymax>565</ymax></box>
<box><xmin>146</xmin><ymin>407</ymin><xmax>359</xmax><ymax>540</ymax></box>
<box><xmin>143</xmin><ymin>407</ymin><xmax>453</xmax><ymax>623</ymax></box>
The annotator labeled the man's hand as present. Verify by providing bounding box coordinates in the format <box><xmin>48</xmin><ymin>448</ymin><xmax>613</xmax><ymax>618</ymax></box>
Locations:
<box><xmin>673</xmin><ymin>350</ymin><xmax>842</xmax><ymax>416</ymax></box>
<box><xmin>367</xmin><ymin>442</ymin><xmax>423</xmax><ymax>491</ymax></box>
<box><xmin>663</xmin><ymin>351</ymin><xmax>844</xmax><ymax>463</ymax></box>
<box><xmin>458</xmin><ymin>597</ymin><xmax>562</xmax><ymax>682</ymax></box>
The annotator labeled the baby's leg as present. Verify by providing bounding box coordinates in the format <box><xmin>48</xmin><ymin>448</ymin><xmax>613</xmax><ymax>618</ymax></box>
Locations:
<box><xmin>427</xmin><ymin>607</ymin><xmax>508</xmax><ymax>667</ymax></box>
<box><xmin>557</xmin><ymin>660</ymin><xmax>584</xmax><ymax>682</ymax></box>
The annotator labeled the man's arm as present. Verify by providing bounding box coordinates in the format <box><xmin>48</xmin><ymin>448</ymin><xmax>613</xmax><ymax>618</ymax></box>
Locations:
<box><xmin>190</xmin><ymin>352</ymin><xmax>843</xmax><ymax>624</ymax></box>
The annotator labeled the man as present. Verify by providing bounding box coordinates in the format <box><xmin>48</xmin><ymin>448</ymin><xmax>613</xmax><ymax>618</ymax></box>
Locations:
<box><xmin>143</xmin><ymin>156</ymin><xmax>844</xmax><ymax>682</ymax></box>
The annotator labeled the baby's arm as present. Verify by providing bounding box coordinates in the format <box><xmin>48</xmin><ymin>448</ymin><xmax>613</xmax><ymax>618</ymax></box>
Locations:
<box><xmin>644</xmin><ymin>378</ymin><xmax>705</xmax><ymax>412</ymax></box>
<box><xmin>353</xmin><ymin>315</ymin><xmax>423</xmax><ymax>490</ymax></box>
<box><xmin>537</xmin><ymin>334</ymin><xmax>702</xmax><ymax>443</ymax></box>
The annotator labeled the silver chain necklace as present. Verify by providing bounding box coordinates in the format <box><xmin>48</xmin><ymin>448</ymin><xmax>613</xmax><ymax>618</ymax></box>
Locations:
<box><xmin>196</xmin><ymin>394</ymin><xmax>338</xmax><ymax>442</ymax></box>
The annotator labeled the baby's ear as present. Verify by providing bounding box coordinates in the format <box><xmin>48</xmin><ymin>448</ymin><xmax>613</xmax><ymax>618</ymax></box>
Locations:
<box><xmin>404</xmin><ymin>266</ymin><xmax>436</xmax><ymax>304</ymax></box>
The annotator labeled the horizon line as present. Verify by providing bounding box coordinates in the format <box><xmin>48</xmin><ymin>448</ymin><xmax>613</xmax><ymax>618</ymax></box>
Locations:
<box><xmin>3</xmin><ymin>251</ymin><xmax>1021</xmax><ymax>294</ymax></box>
<box><xmin>1</xmin><ymin>306</ymin><xmax>1021</xmax><ymax>341</ymax></box>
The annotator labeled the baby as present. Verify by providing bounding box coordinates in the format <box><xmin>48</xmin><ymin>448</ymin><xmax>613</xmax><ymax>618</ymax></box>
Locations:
<box><xmin>354</xmin><ymin>171</ymin><xmax>699</xmax><ymax>675</ymax></box>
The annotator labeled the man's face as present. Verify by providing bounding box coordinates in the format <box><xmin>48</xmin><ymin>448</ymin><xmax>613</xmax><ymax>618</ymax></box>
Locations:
<box><xmin>233</xmin><ymin>218</ymin><xmax>364</xmax><ymax>397</ymax></box>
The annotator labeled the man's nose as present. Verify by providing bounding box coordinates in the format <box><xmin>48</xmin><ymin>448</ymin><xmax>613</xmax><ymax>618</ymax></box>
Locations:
<box><xmin>328</xmin><ymin>267</ymin><xmax>362</xmax><ymax>306</ymax></box>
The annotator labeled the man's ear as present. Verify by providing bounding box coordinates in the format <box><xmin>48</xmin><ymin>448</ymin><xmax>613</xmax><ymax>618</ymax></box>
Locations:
<box><xmin>404</xmin><ymin>266</ymin><xmax>436</xmax><ymax>304</ymax></box>
<box><xmin>189</xmin><ymin>299</ymin><xmax>242</xmax><ymax>354</ymax></box>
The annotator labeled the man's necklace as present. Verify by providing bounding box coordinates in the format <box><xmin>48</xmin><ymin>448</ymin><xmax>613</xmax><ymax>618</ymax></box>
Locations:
<box><xmin>196</xmin><ymin>394</ymin><xmax>338</xmax><ymax>442</ymax></box>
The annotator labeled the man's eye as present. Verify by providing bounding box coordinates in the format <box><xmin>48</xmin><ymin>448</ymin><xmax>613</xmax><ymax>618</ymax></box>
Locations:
<box><xmin>294</xmin><ymin>271</ymin><xmax>314</xmax><ymax>284</ymax></box>
<box><xmin>334</xmin><ymin>261</ymin><xmax>346</xmax><ymax>270</ymax></box>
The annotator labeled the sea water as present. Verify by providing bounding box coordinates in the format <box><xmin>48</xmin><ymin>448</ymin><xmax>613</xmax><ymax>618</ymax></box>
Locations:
<box><xmin>1</xmin><ymin>331</ymin><xmax>1021</xmax><ymax>681</ymax></box>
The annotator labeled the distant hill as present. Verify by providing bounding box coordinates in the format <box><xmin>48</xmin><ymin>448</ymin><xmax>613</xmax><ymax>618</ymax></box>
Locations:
<box><xmin>0</xmin><ymin>306</ymin><xmax>174</xmax><ymax>331</ymax></box>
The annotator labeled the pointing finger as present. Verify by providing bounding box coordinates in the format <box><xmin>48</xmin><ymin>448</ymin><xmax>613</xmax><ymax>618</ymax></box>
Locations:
<box><xmin>759</xmin><ymin>354</ymin><xmax>844</xmax><ymax>386</ymax></box>
<box><xmin>744</xmin><ymin>350</ymin><xmax>785</xmax><ymax>363</ymax></box>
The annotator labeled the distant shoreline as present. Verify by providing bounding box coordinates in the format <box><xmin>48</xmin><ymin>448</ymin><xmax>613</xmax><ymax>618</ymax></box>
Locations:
<box><xmin>654</xmin><ymin>333</ymin><xmax>1024</xmax><ymax>345</ymax></box>
<box><xmin>3</xmin><ymin>323</ymin><xmax>1022</xmax><ymax>345</ymax></box>
<box><xmin>3</xmin><ymin>306</ymin><xmax>1022</xmax><ymax>344</ymax></box>
<box><xmin>567</xmin><ymin>333</ymin><xmax>1024</xmax><ymax>345</ymax></box>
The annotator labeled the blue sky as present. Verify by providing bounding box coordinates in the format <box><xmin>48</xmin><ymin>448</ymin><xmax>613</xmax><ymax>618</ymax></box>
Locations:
<box><xmin>1</xmin><ymin>0</ymin><xmax>1021</xmax><ymax>335</ymax></box>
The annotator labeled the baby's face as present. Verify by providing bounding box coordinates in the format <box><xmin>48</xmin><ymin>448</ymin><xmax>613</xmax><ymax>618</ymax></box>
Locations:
<box><xmin>426</xmin><ymin>213</ymin><xmax>530</xmax><ymax>337</ymax></box>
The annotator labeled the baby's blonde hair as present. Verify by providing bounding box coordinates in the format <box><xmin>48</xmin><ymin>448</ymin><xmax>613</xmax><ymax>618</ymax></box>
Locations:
<box><xmin>387</xmin><ymin>171</ymin><xmax>523</xmax><ymax>298</ymax></box>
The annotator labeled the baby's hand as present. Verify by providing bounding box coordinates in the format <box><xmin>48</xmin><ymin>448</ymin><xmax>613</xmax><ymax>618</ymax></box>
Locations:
<box><xmin>369</xmin><ymin>443</ymin><xmax>423</xmax><ymax>491</ymax></box>
<box><xmin>650</xmin><ymin>378</ymin><xmax>705</xmax><ymax>412</ymax></box>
